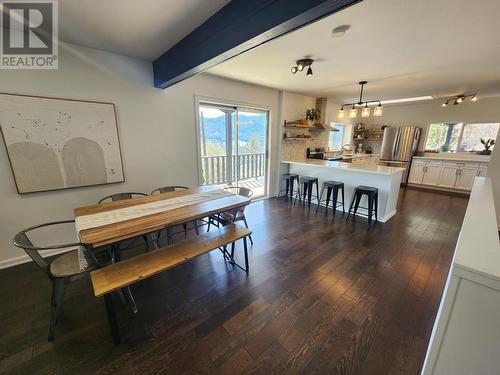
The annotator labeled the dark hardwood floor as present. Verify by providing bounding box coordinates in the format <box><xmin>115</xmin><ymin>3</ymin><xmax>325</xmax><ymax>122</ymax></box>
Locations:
<box><xmin>0</xmin><ymin>188</ymin><xmax>468</xmax><ymax>374</ymax></box>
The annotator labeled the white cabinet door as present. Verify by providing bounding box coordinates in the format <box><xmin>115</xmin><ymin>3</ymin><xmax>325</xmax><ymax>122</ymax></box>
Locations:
<box><xmin>408</xmin><ymin>162</ymin><xmax>424</xmax><ymax>184</ymax></box>
<box><xmin>477</xmin><ymin>163</ymin><xmax>489</xmax><ymax>177</ymax></box>
<box><xmin>422</xmin><ymin>165</ymin><xmax>442</xmax><ymax>186</ymax></box>
<box><xmin>477</xmin><ymin>168</ymin><xmax>489</xmax><ymax>177</ymax></box>
<box><xmin>439</xmin><ymin>166</ymin><xmax>458</xmax><ymax>188</ymax></box>
<box><xmin>455</xmin><ymin>167</ymin><xmax>477</xmax><ymax>190</ymax></box>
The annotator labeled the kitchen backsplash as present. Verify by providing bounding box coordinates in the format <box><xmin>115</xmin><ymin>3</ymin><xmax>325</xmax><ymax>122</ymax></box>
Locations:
<box><xmin>281</xmin><ymin>128</ymin><xmax>330</xmax><ymax>160</ymax></box>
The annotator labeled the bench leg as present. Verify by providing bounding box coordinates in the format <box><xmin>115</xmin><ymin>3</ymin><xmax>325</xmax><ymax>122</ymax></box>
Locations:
<box><xmin>104</xmin><ymin>294</ymin><xmax>121</xmax><ymax>345</ymax></box>
<box><xmin>243</xmin><ymin>236</ymin><xmax>249</xmax><ymax>273</ymax></box>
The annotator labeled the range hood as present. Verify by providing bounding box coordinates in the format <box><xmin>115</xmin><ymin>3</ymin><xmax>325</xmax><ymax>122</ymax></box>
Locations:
<box><xmin>314</xmin><ymin>97</ymin><xmax>338</xmax><ymax>131</ymax></box>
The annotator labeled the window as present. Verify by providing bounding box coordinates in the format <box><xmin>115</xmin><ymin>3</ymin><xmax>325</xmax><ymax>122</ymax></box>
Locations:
<box><xmin>425</xmin><ymin>122</ymin><xmax>499</xmax><ymax>152</ymax></box>
<box><xmin>459</xmin><ymin>123</ymin><xmax>499</xmax><ymax>151</ymax></box>
<box><xmin>329</xmin><ymin>124</ymin><xmax>344</xmax><ymax>150</ymax></box>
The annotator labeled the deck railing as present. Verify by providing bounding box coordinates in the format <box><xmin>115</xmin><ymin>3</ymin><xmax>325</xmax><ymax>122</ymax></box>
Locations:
<box><xmin>201</xmin><ymin>153</ymin><xmax>265</xmax><ymax>185</ymax></box>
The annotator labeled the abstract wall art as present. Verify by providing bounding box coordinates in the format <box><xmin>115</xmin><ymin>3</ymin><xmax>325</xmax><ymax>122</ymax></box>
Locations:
<box><xmin>0</xmin><ymin>93</ymin><xmax>124</xmax><ymax>193</ymax></box>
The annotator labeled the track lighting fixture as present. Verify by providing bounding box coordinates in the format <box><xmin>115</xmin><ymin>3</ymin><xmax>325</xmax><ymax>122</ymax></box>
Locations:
<box><xmin>291</xmin><ymin>58</ymin><xmax>314</xmax><ymax>77</ymax></box>
<box><xmin>441</xmin><ymin>93</ymin><xmax>477</xmax><ymax>107</ymax></box>
<box><xmin>338</xmin><ymin>81</ymin><xmax>383</xmax><ymax>119</ymax></box>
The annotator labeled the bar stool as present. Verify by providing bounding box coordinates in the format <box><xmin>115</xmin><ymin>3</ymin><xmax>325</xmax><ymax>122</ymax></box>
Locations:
<box><xmin>295</xmin><ymin>176</ymin><xmax>320</xmax><ymax>208</ymax></box>
<box><xmin>277</xmin><ymin>173</ymin><xmax>299</xmax><ymax>201</ymax></box>
<box><xmin>346</xmin><ymin>185</ymin><xmax>378</xmax><ymax>225</ymax></box>
<box><xmin>316</xmin><ymin>181</ymin><xmax>345</xmax><ymax>217</ymax></box>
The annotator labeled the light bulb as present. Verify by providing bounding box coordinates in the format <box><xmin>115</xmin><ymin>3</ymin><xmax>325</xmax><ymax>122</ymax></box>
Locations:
<box><xmin>373</xmin><ymin>105</ymin><xmax>383</xmax><ymax>117</ymax></box>
<box><xmin>442</xmin><ymin>101</ymin><xmax>448</xmax><ymax>107</ymax></box>
<box><xmin>361</xmin><ymin>106</ymin><xmax>370</xmax><ymax>117</ymax></box>
<box><xmin>291</xmin><ymin>66</ymin><xmax>298</xmax><ymax>74</ymax></box>
<box><xmin>471</xmin><ymin>95</ymin><xmax>478</xmax><ymax>102</ymax></box>
<box><xmin>456</xmin><ymin>96</ymin><xmax>464</xmax><ymax>103</ymax></box>
<box><xmin>338</xmin><ymin>108</ymin><xmax>345</xmax><ymax>119</ymax></box>
<box><xmin>297</xmin><ymin>63</ymin><xmax>304</xmax><ymax>71</ymax></box>
<box><xmin>349</xmin><ymin>107</ymin><xmax>358</xmax><ymax>118</ymax></box>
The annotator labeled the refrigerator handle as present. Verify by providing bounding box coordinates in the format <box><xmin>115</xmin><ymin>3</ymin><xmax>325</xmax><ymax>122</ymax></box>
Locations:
<box><xmin>393</xmin><ymin>130</ymin><xmax>401</xmax><ymax>160</ymax></box>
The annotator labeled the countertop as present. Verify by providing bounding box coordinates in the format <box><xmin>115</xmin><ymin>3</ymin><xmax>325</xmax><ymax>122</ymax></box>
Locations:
<box><xmin>414</xmin><ymin>154</ymin><xmax>490</xmax><ymax>163</ymax></box>
<box><xmin>282</xmin><ymin>159</ymin><xmax>404</xmax><ymax>176</ymax></box>
<box><xmin>453</xmin><ymin>177</ymin><xmax>500</xmax><ymax>289</ymax></box>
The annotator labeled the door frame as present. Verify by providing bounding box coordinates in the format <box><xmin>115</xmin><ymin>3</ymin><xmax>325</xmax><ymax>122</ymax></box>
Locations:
<box><xmin>194</xmin><ymin>95</ymin><xmax>271</xmax><ymax>197</ymax></box>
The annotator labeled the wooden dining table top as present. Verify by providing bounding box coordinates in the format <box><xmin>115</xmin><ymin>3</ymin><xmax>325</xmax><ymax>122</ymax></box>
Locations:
<box><xmin>74</xmin><ymin>187</ymin><xmax>250</xmax><ymax>248</ymax></box>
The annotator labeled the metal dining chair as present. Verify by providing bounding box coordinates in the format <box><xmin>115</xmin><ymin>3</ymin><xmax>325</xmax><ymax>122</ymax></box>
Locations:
<box><xmin>97</xmin><ymin>192</ymin><xmax>153</xmax><ymax>251</ymax></box>
<box><xmin>12</xmin><ymin>220</ymin><xmax>98</xmax><ymax>341</ymax></box>
<box><xmin>151</xmin><ymin>185</ymin><xmax>199</xmax><ymax>241</ymax></box>
<box><xmin>150</xmin><ymin>186</ymin><xmax>189</xmax><ymax>195</ymax></box>
<box><xmin>97</xmin><ymin>192</ymin><xmax>148</xmax><ymax>204</ymax></box>
<box><xmin>207</xmin><ymin>186</ymin><xmax>254</xmax><ymax>245</ymax></box>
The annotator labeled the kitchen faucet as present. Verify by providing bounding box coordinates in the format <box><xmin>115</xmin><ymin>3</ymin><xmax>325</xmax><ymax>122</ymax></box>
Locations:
<box><xmin>340</xmin><ymin>144</ymin><xmax>353</xmax><ymax>153</ymax></box>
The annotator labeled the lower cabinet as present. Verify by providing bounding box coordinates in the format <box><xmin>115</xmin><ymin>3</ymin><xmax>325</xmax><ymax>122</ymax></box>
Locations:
<box><xmin>409</xmin><ymin>158</ymin><xmax>489</xmax><ymax>193</ymax></box>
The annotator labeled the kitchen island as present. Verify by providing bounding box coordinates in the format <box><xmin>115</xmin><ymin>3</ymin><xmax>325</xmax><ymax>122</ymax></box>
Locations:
<box><xmin>282</xmin><ymin>159</ymin><xmax>404</xmax><ymax>222</ymax></box>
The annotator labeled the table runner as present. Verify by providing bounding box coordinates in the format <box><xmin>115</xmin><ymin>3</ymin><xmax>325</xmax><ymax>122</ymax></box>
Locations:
<box><xmin>77</xmin><ymin>189</ymin><xmax>234</xmax><ymax>269</ymax></box>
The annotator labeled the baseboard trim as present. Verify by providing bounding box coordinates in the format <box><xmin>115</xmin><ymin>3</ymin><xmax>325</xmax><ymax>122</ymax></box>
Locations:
<box><xmin>0</xmin><ymin>248</ymin><xmax>72</xmax><ymax>270</ymax></box>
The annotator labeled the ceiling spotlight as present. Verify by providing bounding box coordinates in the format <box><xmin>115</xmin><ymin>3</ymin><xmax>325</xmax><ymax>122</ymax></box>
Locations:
<box><xmin>442</xmin><ymin>101</ymin><xmax>448</xmax><ymax>107</ymax></box>
<box><xmin>331</xmin><ymin>25</ymin><xmax>350</xmax><ymax>38</ymax></box>
<box><xmin>471</xmin><ymin>94</ymin><xmax>478</xmax><ymax>102</ymax></box>
<box><xmin>440</xmin><ymin>93</ymin><xmax>477</xmax><ymax>108</ymax></box>
<box><xmin>290</xmin><ymin>58</ymin><xmax>314</xmax><ymax>76</ymax></box>
<box><xmin>453</xmin><ymin>99</ymin><xmax>459</xmax><ymax>105</ymax></box>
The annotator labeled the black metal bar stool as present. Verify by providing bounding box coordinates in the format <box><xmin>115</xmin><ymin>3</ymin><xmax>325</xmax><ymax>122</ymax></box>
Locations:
<box><xmin>316</xmin><ymin>181</ymin><xmax>345</xmax><ymax>217</ymax></box>
<box><xmin>295</xmin><ymin>176</ymin><xmax>320</xmax><ymax>209</ymax></box>
<box><xmin>277</xmin><ymin>173</ymin><xmax>299</xmax><ymax>201</ymax></box>
<box><xmin>346</xmin><ymin>185</ymin><xmax>378</xmax><ymax>225</ymax></box>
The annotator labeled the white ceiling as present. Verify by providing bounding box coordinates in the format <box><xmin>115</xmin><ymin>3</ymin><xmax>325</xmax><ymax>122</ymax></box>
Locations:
<box><xmin>59</xmin><ymin>0</ymin><xmax>230</xmax><ymax>61</ymax></box>
<box><xmin>209</xmin><ymin>0</ymin><xmax>500</xmax><ymax>102</ymax></box>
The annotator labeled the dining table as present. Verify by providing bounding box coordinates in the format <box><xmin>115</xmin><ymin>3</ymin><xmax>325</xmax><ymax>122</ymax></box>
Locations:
<box><xmin>73</xmin><ymin>186</ymin><xmax>252</xmax><ymax>311</ymax></box>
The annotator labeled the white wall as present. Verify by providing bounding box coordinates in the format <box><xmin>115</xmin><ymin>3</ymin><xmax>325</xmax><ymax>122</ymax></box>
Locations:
<box><xmin>0</xmin><ymin>42</ymin><xmax>281</xmax><ymax>267</ymax></box>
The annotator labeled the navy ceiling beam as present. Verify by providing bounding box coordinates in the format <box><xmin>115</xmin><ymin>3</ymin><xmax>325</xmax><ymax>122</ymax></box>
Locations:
<box><xmin>153</xmin><ymin>0</ymin><xmax>361</xmax><ymax>89</ymax></box>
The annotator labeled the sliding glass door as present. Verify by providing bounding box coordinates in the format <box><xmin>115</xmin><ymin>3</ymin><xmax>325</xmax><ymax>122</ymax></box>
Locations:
<box><xmin>198</xmin><ymin>102</ymin><xmax>268</xmax><ymax>197</ymax></box>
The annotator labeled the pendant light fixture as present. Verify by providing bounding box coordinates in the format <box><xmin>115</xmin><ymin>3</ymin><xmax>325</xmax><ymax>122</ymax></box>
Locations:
<box><xmin>338</xmin><ymin>81</ymin><xmax>383</xmax><ymax>119</ymax></box>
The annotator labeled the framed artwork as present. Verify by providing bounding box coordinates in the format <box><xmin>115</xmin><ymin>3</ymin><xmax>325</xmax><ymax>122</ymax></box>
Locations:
<box><xmin>0</xmin><ymin>93</ymin><xmax>124</xmax><ymax>193</ymax></box>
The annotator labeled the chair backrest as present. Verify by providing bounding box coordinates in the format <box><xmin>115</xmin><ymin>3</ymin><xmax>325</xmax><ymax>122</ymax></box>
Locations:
<box><xmin>224</xmin><ymin>186</ymin><xmax>254</xmax><ymax>199</ymax></box>
<box><xmin>98</xmin><ymin>192</ymin><xmax>148</xmax><ymax>204</ymax></box>
<box><xmin>150</xmin><ymin>186</ymin><xmax>189</xmax><ymax>195</ymax></box>
<box><xmin>12</xmin><ymin>220</ymin><xmax>82</xmax><ymax>276</ymax></box>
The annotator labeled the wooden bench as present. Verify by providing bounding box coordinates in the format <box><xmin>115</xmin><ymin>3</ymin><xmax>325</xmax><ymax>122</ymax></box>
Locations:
<box><xmin>90</xmin><ymin>223</ymin><xmax>252</xmax><ymax>344</ymax></box>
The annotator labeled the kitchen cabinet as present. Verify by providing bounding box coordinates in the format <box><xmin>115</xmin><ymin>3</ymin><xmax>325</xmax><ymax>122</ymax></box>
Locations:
<box><xmin>477</xmin><ymin>162</ymin><xmax>489</xmax><ymax>177</ymax></box>
<box><xmin>438</xmin><ymin>166</ymin><xmax>458</xmax><ymax>188</ymax></box>
<box><xmin>408</xmin><ymin>162</ymin><xmax>425</xmax><ymax>184</ymax></box>
<box><xmin>455</xmin><ymin>166</ymin><xmax>477</xmax><ymax>190</ymax></box>
<box><xmin>409</xmin><ymin>157</ymin><xmax>490</xmax><ymax>193</ymax></box>
<box><xmin>421</xmin><ymin>163</ymin><xmax>442</xmax><ymax>186</ymax></box>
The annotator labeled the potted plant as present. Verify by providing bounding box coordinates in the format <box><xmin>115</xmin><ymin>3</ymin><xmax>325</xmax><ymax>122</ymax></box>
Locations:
<box><xmin>305</xmin><ymin>108</ymin><xmax>320</xmax><ymax>125</ymax></box>
<box><xmin>476</xmin><ymin>138</ymin><xmax>495</xmax><ymax>155</ymax></box>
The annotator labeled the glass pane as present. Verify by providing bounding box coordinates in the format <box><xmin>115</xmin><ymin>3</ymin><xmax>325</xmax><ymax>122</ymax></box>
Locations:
<box><xmin>459</xmin><ymin>123</ymin><xmax>499</xmax><ymax>152</ymax></box>
<box><xmin>199</xmin><ymin>106</ymin><xmax>232</xmax><ymax>185</ymax></box>
<box><xmin>329</xmin><ymin>124</ymin><xmax>344</xmax><ymax>150</ymax></box>
<box><xmin>425</xmin><ymin>123</ymin><xmax>462</xmax><ymax>151</ymax></box>
<box><xmin>236</xmin><ymin>109</ymin><xmax>267</xmax><ymax>197</ymax></box>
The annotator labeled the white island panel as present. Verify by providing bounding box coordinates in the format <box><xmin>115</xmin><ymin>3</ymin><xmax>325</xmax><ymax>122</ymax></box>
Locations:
<box><xmin>281</xmin><ymin>159</ymin><xmax>404</xmax><ymax>222</ymax></box>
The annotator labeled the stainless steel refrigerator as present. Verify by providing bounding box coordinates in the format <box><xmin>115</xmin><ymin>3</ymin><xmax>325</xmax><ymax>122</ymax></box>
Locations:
<box><xmin>379</xmin><ymin>126</ymin><xmax>421</xmax><ymax>184</ymax></box>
